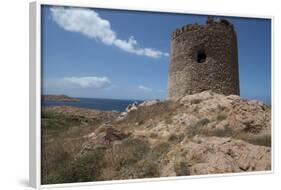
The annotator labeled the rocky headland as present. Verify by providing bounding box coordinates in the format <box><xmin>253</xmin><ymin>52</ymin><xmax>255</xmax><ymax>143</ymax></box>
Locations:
<box><xmin>42</xmin><ymin>94</ymin><xmax>79</xmax><ymax>102</ymax></box>
<box><xmin>41</xmin><ymin>91</ymin><xmax>271</xmax><ymax>184</ymax></box>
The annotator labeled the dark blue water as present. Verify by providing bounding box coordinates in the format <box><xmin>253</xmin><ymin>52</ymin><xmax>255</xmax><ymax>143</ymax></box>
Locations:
<box><xmin>42</xmin><ymin>98</ymin><xmax>143</xmax><ymax>112</ymax></box>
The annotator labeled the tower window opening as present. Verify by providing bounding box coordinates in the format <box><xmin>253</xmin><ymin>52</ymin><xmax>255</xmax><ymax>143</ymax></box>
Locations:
<box><xmin>197</xmin><ymin>50</ymin><xmax>206</xmax><ymax>63</ymax></box>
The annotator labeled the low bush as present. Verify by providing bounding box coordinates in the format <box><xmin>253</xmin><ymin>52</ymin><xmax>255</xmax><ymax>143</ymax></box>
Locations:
<box><xmin>190</xmin><ymin>99</ymin><xmax>202</xmax><ymax>104</ymax></box>
<box><xmin>134</xmin><ymin>159</ymin><xmax>159</xmax><ymax>178</ymax></box>
<box><xmin>174</xmin><ymin>161</ymin><xmax>190</xmax><ymax>176</ymax></box>
<box><xmin>168</xmin><ymin>134</ymin><xmax>185</xmax><ymax>144</ymax></box>
<box><xmin>113</xmin><ymin>139</ymin><xmax>151</xmax><ymax>169</ymax></box>
<box><xmin>42</xmin><ymin>149</ymin><xmax>104</xmax><ymax>184</ymax></box>
<box><xmin>241</xmin><ymin>134</ymin><xmax>271</xmax><ymax>147</ymax></box>
<box><xmin>207</xmin><ymin>125</ymin><xmax>234</xmax><ymax>137</ymax></box>
<box><xmin>151</xmin><ymin>142</ymin><xmax>171</xmax><ymax>160</ymax></box>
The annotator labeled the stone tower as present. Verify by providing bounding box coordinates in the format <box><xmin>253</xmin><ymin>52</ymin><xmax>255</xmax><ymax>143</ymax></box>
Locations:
<box><xmin>167</xmin><ymin>16</ymin><xmax>240</xmax><ymax>99</ymax></box>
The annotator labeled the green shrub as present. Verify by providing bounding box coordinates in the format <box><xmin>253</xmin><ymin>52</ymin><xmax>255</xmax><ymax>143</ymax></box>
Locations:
<box><xmin>208</xmin><ymin>125</ymin><xmax>234</xmax><ymax>137</ymax></box>
<box><xmin>190</xmin><ymin>99</ymin><xmax>202</xmax><ymax>104</ymax></box>
<box><xmin>174</xmin><ymin>161</ymin><xmax>190</xmax><ymax>176</ymax></box>
<box><xmin>135</xmin><ymin>160</ymin><xmax>159</xmax><ymax>178</ymax></box>
<box><xmin>43</xmin><ymin>149</ymin><xmax>104</xmax><ymax>184</ymax></box>
<box><xmin>168</xmin><ymin>134</ymin><xmax>185</xmax><ymax>144</ymax></box>
<box><xmin>151</xmin><ymin>142</ymin><xmax>171</xmax><ymax>160</ymax></box>
<box><xmin>195</xmin><ymin>118</ymin><xmax>210</xmax><ymax>128</ymax></box>
<box><xmin>242</xmin><ymin>135</ymin><xmax>271</xmax><ymax>147</ymax></box>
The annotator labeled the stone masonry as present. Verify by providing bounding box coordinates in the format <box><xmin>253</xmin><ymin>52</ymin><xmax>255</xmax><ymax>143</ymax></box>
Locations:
<box><xmin>167</xmin><ymin>16</ymin><xmax>240</xmax><ymax>99</ymax></box>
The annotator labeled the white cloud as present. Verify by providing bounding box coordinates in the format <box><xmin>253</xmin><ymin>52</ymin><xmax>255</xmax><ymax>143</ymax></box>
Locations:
<box><xmin>59</xmin><ymin>76</ymin><xmax>111</xmax><ymax>88</ymax></box>
<box><xmin>138</xmin><ymin>85</ymin><xmax>152</xmax><ymax>92</ymax></box>
<box><xmin>113</xmin><ymin>37</ymin><xmax>168</xmax><ymax>58</ymax></box>
<box><xmin>50</xmin><ymin>7</ymin><xmax>116</xmax><ymax>45</ymax></box>
<box><xmin>50</xmin><ymin>7</ymin><xmax>169</xmax><ymax>58</ymax></box>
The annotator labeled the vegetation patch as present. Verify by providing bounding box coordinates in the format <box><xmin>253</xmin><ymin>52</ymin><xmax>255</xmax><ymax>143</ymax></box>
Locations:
<box><xmin>151</xmin><ymin>142</ymin><xmax>171</xmax><ymax>160</ymax></box>
<box><xmin>185</xmin><ymin>118</ymin><xmax>210</xmax><ymax>137</ymax></box>
<box><xmin>42</xmin><ymin>149</ymin><xmax>104</xmax><ymax>184</ymax></box>
<box><xmin>168</xmin><ymin>134</ymin><xmax>185</xmax><ymax>144</ymax></box>
<box><xmin>216</xmin><ymin>112</ymin><xmax>228</xmax><ymax>121</ymax></box>
<box><xmin>124</xmin><ymin>101</ymin><xmax>177</xmax><ymax>124</ymax></box>
<box><xmin>207</xmin><ymin>125</ymin><xmax>234</xmax><ymax>137</ymax></box>
<box><xmin>190</xmin><ymin>99</ymin><xmax>202</xmax><ymax>104</ymax></box>
<box><xmin>174</xmin><ymin>161</ymin><xmax>191</xmax><ymax>176</ymax></box>
<box><xmin>240</xmin><ymin>134</ymin><xmax>271</xmax><ymax>147</ymax></box>
<box><xmin>113</xmin><ymin>138</ymin><xmax>151</xmax><ymax>169</ymax></box>
<box><xmin>134</xmin><ymin>159</ymin><xmax>159</xmax><ymax>178</ymax></box>
<box><xmin>41</xmin><ymin>111</ymin><xmax>83</xmax><ymax>136</ymax></box>
<box><xmin>195</xmin><ymin>118</ymin><xmax>210</xmax><ymax>128</ymax></box>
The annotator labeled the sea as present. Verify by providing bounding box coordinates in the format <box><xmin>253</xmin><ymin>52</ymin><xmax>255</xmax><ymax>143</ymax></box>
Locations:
<box><xmin>42</xmin><ymin>98</ymin><xmax>143</xmax><ymax>112</ymax></box>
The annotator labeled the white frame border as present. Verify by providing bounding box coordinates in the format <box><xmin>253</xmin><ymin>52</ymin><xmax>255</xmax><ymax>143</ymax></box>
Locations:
<box><xmin>29</xmin><ymin>0</ymin><xmax>274</xmax><ymax>189</ymax></box>
<box><xmin>30</xmin><ymin>1</ymin><xmax>41</xmax><ymax>188</ymax></box>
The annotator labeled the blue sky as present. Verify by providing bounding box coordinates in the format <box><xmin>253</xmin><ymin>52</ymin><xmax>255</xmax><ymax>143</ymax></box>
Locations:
<box><xmin>41</xmin><ymin>5</ymin><xmax>271</xmax><ymax>104</ymax></box>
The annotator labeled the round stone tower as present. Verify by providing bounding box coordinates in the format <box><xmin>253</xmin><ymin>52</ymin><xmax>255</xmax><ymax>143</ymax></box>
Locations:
<box><xmin>167</xmin><ymin>16</ymin><xmax>240</xmax><ymax>99</ymax></box>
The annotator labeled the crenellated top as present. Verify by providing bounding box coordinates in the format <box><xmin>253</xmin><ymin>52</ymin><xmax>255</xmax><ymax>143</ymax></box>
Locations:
<box><xmin>172</xmin><ymin>16</ymin><xmax>234</xmax><ymax>40</ymax></box>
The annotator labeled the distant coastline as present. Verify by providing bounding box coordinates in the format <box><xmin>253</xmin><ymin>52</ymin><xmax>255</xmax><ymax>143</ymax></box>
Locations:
<box><xmin>42</xmin><ymin>96</ymin><xmax>142</xmax><ymax>112</ymax></box>
<box><xmin>42</xmin><ymin>95</ymin><xmax>79</xmax><ymax>102</ymax></box>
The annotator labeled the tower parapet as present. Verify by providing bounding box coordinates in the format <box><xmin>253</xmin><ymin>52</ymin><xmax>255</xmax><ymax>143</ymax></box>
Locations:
<box><xmin>172</xmin><ymin>17</ymin><xmax>235</xmax><ymax>40</ymax></box>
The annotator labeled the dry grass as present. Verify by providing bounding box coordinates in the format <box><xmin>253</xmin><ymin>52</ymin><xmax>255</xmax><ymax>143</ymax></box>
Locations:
<box><xmin>184</xmin><ymin>119</ymin><xmax>271</xmax><ymax>148</ymax></box>
<box><xmin>113</xmin><ymin>139</ymin><xmax>151</xmax><ymax>170</ymax></box>
<box><xmin>185</xmin><ymin>118</ymin><xmax>210</xmax><ymax>137</ymax></box>
<box><xmin>123</xmin><ymin>101</ymin><xmax>178</xmax><ymax>125</ymax></box>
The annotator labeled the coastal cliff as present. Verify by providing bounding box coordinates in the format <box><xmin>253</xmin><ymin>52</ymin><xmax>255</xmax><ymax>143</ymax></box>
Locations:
<box><xmin>41</xmin><ymin>91</ymin><xmax>271</xmax><ymax>184</ymax></box>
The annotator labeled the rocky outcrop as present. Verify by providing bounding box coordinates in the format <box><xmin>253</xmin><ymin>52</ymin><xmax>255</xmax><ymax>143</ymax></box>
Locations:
<box><xmin>42</xmin><ymin>91</ymin><xmax>271</xmax><ymax>184</ymax></box>
<box><xmin>117</xmin><ymin>99</ymin><xmax>161</xmax><ymax>121</ymax></box>
<box><xmin>160</xmin><ymin>136</ymin><xmax>270</xmax><ymax>176</ymax></box>
<box><xmin>81</xmin><ymin>91</ymin><xmax>271</xmax><ymax>177</ymax></box>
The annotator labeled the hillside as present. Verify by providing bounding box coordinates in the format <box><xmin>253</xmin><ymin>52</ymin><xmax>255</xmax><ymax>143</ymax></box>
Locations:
<box><xmin>41</xmin><ymin>91</ymin><xmax>271</xmax><ymax>184</ymax></box>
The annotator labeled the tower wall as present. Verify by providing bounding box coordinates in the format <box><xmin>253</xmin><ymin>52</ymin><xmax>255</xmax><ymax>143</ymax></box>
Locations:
<box><xmin>167</xmin><ymin>18</ymin><xmax>240</xmax><ymax>99</ymax></box>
